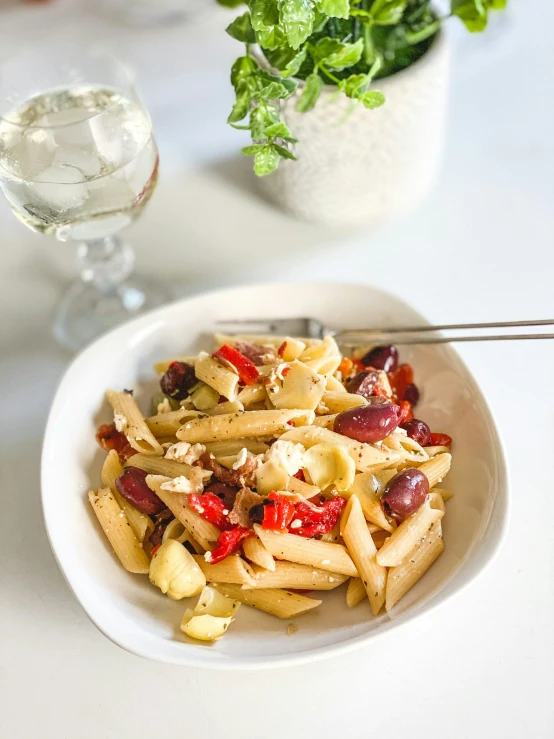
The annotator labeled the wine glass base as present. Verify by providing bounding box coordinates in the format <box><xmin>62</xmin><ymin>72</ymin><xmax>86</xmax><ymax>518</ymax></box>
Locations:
<box><xmin>53</xmin><ymin>275</ymin><xmax>171</xmax><ymax>352</ymax></box>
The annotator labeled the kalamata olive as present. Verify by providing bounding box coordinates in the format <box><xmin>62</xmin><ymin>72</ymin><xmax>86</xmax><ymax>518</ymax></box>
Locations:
<box><xmin>334</xmin><ymin>398</ymin><xmax>401</xmax><ymax>443</ymax></box>
<box><xmin>345</xmin><ymin>369</ymin><xmax>379</xmax><ymax>399</ymax></box>
<box><xmin>403</xmin><ymin>382</ymin><xmax>420</xmax><ymax>406</ymax></box>
<box><xmin>205</xmin><ymin>483</ymin><xmax>239</xmax><ymax>509</ymax></box>
<box><xmin>248</xmin><ymin>499</ymin><xmax>273</xmax><ymax>525</ymax></box>
<box><xmin>360</xmin><ymin>345</ymin><xmax>398</xmax><ymax>373</ymax></box>
<box><xmin>115</xmin><ymin>467</ymin><xmax>164</xmax><ymax>515</ymax></box>
<box><xmin>401</xmin><ymin>419</ymin><xmax>431</xmax><ymax>447</ymax></box>
<box><xmin>381</xmin><ymin>469</ymin><xmax>429</xmax><ymax>521</ymax></box>
<box><xmin>160</xmin><ymin>361</ymin><xmax>197</xmax><ymax>400</ymax></box>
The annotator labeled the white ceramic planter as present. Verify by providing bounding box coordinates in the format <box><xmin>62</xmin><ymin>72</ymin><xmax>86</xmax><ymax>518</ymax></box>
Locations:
<box><xmin>258</xmin><ymin>31</ymin><xmax>450</xmax><ymax>227</ymax></box>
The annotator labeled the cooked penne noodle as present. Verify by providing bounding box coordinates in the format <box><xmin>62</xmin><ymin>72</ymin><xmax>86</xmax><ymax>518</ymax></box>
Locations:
<box><xmin>215</xmin><ymin>583</ymin><xmax>322</xmax><ymax>619</ymax></box>
<box><xmin>204</xmin><ymin>438</ymin><xmax>269</xmax><ymax>457</ymax></box>
<box><xmin>286</xmin><ymin>475</ymin><xmax>321</xmax><ymax>498</ymax></box>
<box><xmin>195</xmin><ymin>353</ymin><xmax>240</xmax><ymax>402</ymax></box>
<box><xmin>101</xmin><ymin>450</ymin><xmax>154</xmax><ymax>543</ymax></box>
<box><xmin>418</xmin><ymin>453</ymin><xmax>452</xmax><ymax>488</ymax></box>
<box><xmin>193</xmin><ymin>554</ymin><xmax>256</xmax><ymax>587</ymax></box>
<box><xmin>304</xmin><ymin>354</ymin><xmax>342</xmax><ymax>376</ymax></box>
<box><xmin>106</xmin><ymin>389</ymin><xmax>163</xmax><ymax>456</ymax></box>
<box><xmin>382</xmin><ymin>431</ymin><xmax>429</xmax><ymax>463</ymax></box>
<box><xmin>429</xmin><ymin>491</ymin><xmax>446</xmax><ymax>513</ymax></box>
<box><xmin>433</xmin><ymin>487</ymin><xmax>454</xmax><ymax>502</ymax></box>
<box><xmin>245</xmin><ymin>561</ymin><xmax>348</xmax><ymax>590</ymax></box>
<box><xmin>325</xmin><ymin>374</ymin><xmax>347</xmax><ymax>393</ymax></box>
<box><xmin>176</xmin><ymin>409</ymin><xmax>314</xmax><ymax>444</ymax></box>
<box><xmin>88</xmin><ymin>488</ymin><xmax>150</xmax><ymax>574</ymax></box>
<box><xmin>146</xmin><ymin>409</ymin><xmax>203</xmax><ymax>437</ymax></box>
<box><xmin>376</xmin><ymin>499</ymin><xmax>444</xmax><ymax>567</ymax></box>
<box><xmin>280</xmin><ymin>425</ymin><xmax>403</xmax><ymax>472</ymax></box>
<box><xmin>237</xmin><ymin>384</ymin><xmax>267</xmax><ymax>409</ymax></box>
<box><xmin>254</xmin><ymin>525</ymin><xmax>358</xmax><ymax>577</ymax></box>
<box><xmin>346</xmin><ymin>577</ymin><xmax>366</xmax><ymax>608</ymax></box>
<box><xmin>153</xmin><ymin>356</ymin><xmax>197</xmax><ymax>374</ymax></box>
<box><xmin>341</xmin><ymin>495</ymin><xmax>387</xmax><ymax>616</ymax></box>
<box><xmin>343</xmin><ymin>472</ymin><xmax>395</xmax><ymax>532</ymax></box>
<box><xmin>242</xmin><ymin>537</ymin><xmax>276</xmax><ymax>571</ymax></box>
<box><xmin>321</xmin><ymin>391</ymin><xmax>367</xmax><ymax>414</ymax></box>
<box><xmin>126</xmin><ymin>453</ymin><xmax>211</xmax><ymax>483</ymax></box>
<box><xmin>425</xmin><ymin>445</ymin><xmax>451</xmax><ymax>457</ymax></box>
<box><xmin>311</xmin><ymin>413</ymin><xmax>338</xmax><ymax>429</ymax></box>
<box><xmin>146</xmin><ymin>475</ymin><xmax>219</xmax><ymax>550</ymax></box>
<box><xmin>206</xmin><ymin>400</ymin><xmax>244</xmax><ymax>416</ymax></box>
<box><xmin>280</xmin><ymin>337</ymin><xmax>307</xmax><ymax>361</ymax></box>
<box><xmin>299</xmin><ymin>336</ymin><xmax>339</xmax><ymax>362</ymax></box>
<box><xmin>385</xmin><ymin>520</ymin><xmax>444</xmax><ymax>612</ymax></box>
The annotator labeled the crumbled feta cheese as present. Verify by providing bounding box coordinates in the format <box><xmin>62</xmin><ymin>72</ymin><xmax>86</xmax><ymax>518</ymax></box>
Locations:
<box><xmin>276</xmin><ymin>363</ymin><xmax>289</xmax><ymax>381</ymax></box>
<box><xmin>156</xmin><ymin>397</ymin><xmax>172</xmax><ymax>415</ymax></box>
<box><xmin>160</xmin><ymin>476</ymin><xmax>194</xmax><ymax>493</ymax></box>
<box><xmin>290</xmin><ymin>519</ymin><xmax>302</xmax><ymax>529</ymax></box>
<box><xmin>113</xmin><ymin>413</ymin><xmax>127</xmax><ymax>432</ymax></box>
<box><xmin>321</xmin><ymin>559</ymin><xmax>330</xmax><ymax>565</ymax></box>
<box><xmin>265</xmin><ymin>440</ymin><xmax>306</xmax><ymax>476</ymax></box>
<box><xmin>165</xmin><ymin>442</ymin><xmax>206</xmax><ymax>465</ymax></box>
<box><xmin>232</xmin><ymin>447</ymin><xmax>249</xmax><ymax>470</ymax></box>
<box><xmin>204</xmin><ymin>551</ymin><xmax>213</xmax><ymax>563</ymax></box>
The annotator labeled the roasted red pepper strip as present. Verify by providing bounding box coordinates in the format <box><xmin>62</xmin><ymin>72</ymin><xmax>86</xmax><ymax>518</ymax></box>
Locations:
<box><xmin>188</xmin><ymin>492</ymin><xmax>231</xmax><ymax>530</ymax></box>
<box><xmin>292</xmin><ymin>496</ymin><xmax>347</xmax><ymax>537</ymax></box>
<box><xmin>262</xmin><ymin>492</ymin><xmax>296</xmax><ymax>531</ymax></box>
<box><xmin>398</xmin><ymin>400</ymin><xmax>414</xmax><ymax>424</ymax></box>
<box><xmin>277</xmin><ymin>341</ymin><xmax>287</xmax><ymax>357</ymax></box>
<box><xmin>212</xmin><ymin>344</ymin><xmax>260</xmax><ymax>385</ymax></box>
<box><xmin>429</xmin><ymin>432</ymin><xmax>453</xmax><ymax>447</ymax></box>
<box><xmin>207</xmin><ymin>526</ymin><xmax>253</xmax><ymax>565</ymax></box>
<box><xmin>293</xmin><ymin>469</ymin><xmax>305</xmax><ymax>481</ymax></box>
<box><xmin>389</xmin><ymin>363</ymin><xmax>414</xmax><ymax>402</ymax></box>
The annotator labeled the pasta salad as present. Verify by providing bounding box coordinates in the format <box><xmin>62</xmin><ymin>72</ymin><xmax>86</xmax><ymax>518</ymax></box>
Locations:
<box><xmin>91</xmin><ymin>334</ymin><xmax>453</xmax><ymax>643</ymax></box>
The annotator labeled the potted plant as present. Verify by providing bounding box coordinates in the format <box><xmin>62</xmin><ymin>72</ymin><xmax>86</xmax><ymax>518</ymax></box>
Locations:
<box><xmin>219</xmin><ymin>0</ymin><xmax>507</xmax><ymax>225</ymax></box>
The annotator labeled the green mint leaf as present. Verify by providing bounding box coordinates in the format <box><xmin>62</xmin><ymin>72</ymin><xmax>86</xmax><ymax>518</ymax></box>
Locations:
<box><xmin>264</xmin><ymin>122</ymin><xmax>297</xmax><ymax>142</ymax></box>
<box><xmin>296</xmin><ymin>72</ymin><xmax>323</xmax><ymax>112</ymax></box>
<box><xmin>280</xmin><ymin>0</ymin><xmax>315</xmax><ymax>50</ymax></box>
<box><xmin>242</xmin><ymin>144</ymin><xmax>266</xmax><ymax>155</ymax></box>
<box><xmin>315</xmin><ymin>0</ymin><xmax>350</xmax><ymax>20</ymax></box>
<box><xmin>361</xmin><ymin>90</ymin><xmax>385</xmax><ymax>108</ymax></box>
<box><xmin>313</xmin><ymin>37</ymin><xmax>364</xmax><ymax>71</ymax></box>
<box><xmin>312</xmin><ymin>10</ymin><xmax>329</xmax><ymax>32</ymax></box>
<box><xmin>339</xmin><ymin>73</ymin><xmax>370</xmax><ymax>98</ymax></box>
<box><xmin>253</xmin><ymin>144</ymin><xmax>281</xmax><ymax>175</ymax></box>
<box><xmin>231</xmin><ymin>56</ymin><xmax>258</xmax><ymax>88</ymax></box>
<box><xmin>249</xmin><ymin>103</ymin><xmax>279</xmax><ymax>138</ymax></box>
<box><xmin>228</xmin><ymin>87</ymin><xmax>252</xmax><ymax>123</ymax></box>
<box><xmin>265</xmin><ymin>44</ymin><xmax>308</xmax><ymax>77</ymax></box>
<box><xmin>272</xmin><ymin>143</ymin><xmax>297</xmax><ymax>160</ymax></box>
<box><xmin>372</xmin><ymin>1</ymin><xmax>407</xmax><ymax>26</ymax></box>
<box><xmin>226</xmin><ymin>11</ymin><xmax>256</xmax><ymax>43</ymax></box>
<box><xmin>250</xmin><ymin>0</ymin><xmax>287</xmax><ymax>49</ymax></box>
<box><xmin>451</xmin><ymin>0</ymin><xmax>488</xmax><ymax>32</ymax></box>
<box><xmin>254</xmin><ymin>80</ymin><xmax>294</xmax><ymax>100</ymax></box>
<box><xmin>258</xmin><ymin>69</ymin><xmax>298</xmax><ymax>93</ymax></box>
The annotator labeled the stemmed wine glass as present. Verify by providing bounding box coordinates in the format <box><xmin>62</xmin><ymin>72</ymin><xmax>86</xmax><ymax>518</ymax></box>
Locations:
<box><xmin>0</xmin><ymin>45</ymin><xmax>169</xmax><ymax>350</ymax></box>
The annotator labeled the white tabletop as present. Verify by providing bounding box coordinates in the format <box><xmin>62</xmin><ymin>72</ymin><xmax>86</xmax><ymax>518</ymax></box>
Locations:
<box><xmin>1</xmin><ymin>1</ymin><xmax>553</xmax><ymax>737</ymax></box>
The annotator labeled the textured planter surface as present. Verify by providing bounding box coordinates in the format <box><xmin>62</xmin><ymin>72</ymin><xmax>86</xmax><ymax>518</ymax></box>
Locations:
<box><xmin>258</xmin><ymin>32</ymin><xmax>450</xmax><ymax>227</ymax></box>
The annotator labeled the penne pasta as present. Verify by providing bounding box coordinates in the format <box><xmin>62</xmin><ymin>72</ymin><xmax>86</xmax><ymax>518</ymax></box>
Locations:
<box><xmin>237</xmin><ymin>384</ymin><xmax>267</xmax><ymax>409</ymax></box>
<box><xmin>341</xmin><ymin>495</ymin><xmax>387</xmax><ymax>616</ymax></box>
<box><xmin>286</xmin><ymin>475</ymin><xmax>321</xmax><ymax>498</ymax></box>
<box><xmin>215</xmin><ymin>584</ymin><xmax>322</xmax><ymax>619</ymax></box>
<box><xmin>304</xmin><ymin>354</ymin><xmax>342</xmax><ymax>376</ymax></box>
<box><xmin>382</xmin><ymin>431</ymin><xmax>429</xmax><ymax>464</ymax></box>
<box><xmin>176</xmin><ymin>409</ymin><xmax>314</xmax><ymax>444</ymax></box>
<box><xmin>146</xmin><ymin>408</ymin><xmax>203</xmax><ymax>437</ymax></box>
<box><xmin>325</xmin><ymin>374</ymin><xmax>347</xmax><ymax>393</ymax></box>
<box><xmin>206</xmin><ymin>400</ymin><xmax>244</xmax><ymax>416</ymax></box>
<box><xmin>101</xmin><ymin>450</ymin><xmax>154</xmax><ymax>543</ymax></box>
<box><xmin>125</xmin><ymin>453</ymin><xmax>211</xmax><ymax>483</ymax></box>
<box><xmin>385</xmin><ymin>520</ymin><xmax>444</xmax><ymax>612</ymax></box>
<box><xmin>195</xmin><ymin>353</ymin><xmax>240</xmax><ymax>402</ymax></box>
<box><xmin>254</xmin><ymin>525</ymin><xmax>358</xmax><ymax>577</ymax></box>
<box><xmin>146</xmin><ymin>475</ymin><xmax>219</xmax><ymax>550</ymax></box>
<box><xmin>418</xmin><ymin>453</ymin><xmax>452</xmax><ymax>488</ymax></box>
<box><xmin>429</xmin><ymin>491</ymin><xmax>446</xmax><ymax>513</ymax></box>
<box><xmin>376</xmin><ymin>499</ymin><xmax>444</xmax><ymax>567</ymax></box>
<box><xmin>204</xmin><ymin>438</ymin><xmax>269</xmax><ymax>458</ymax></box>
<box><xmin>346</xmin><ymin>577</ymin><xmax>367</xmax><ymax>608</ymax></box>
<box><xmin>321</xmin><ymin>391</ymin><xmax>367</xmax><ymax>414</ymax></box>
<box><xmin>88</xmin><ymin>488</ymin><xmax>150</xmax><ymax>574</ymax></box>
<box><xmin>242</xmin><ymin>537</ymin><xmax>276</xmax><ymax>571</ymax></box>
<box><xmin>433</xmin><ymin>487</ymin><xmax>454</xmax><ymax>502</ymax></box>
<box><xmin>106</xmin><ymin>389</ymin><xmax>163</xmax><ymax>455</ymax></box>
<box><xmin>245</xmin><ymin>561</ymin><xmax>348</xmax><ymax>590</ymax></box>
<box><xmin>311</xmin><ymin>413</ymin><xmax>338</xmax><ymax>429</ymax></box>
<box><xmin>343</xmin><ymin>472</ymin><xmax>395</xmax><ymax>532</ymax></box>
<box><xmin>193</xmin><ymin>554</ymin><xmax>256</xmax><ymax>587</ymax></box>
<box><xmin>279</xmin><ymin>337</ymin><xmax>307</xmax><ymax>362</ymax></box>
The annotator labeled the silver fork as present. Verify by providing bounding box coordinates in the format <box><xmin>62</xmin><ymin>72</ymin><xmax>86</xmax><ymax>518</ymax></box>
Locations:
<box><xmin>216</xmin><ymin>318</ymin><xmax>554</xmax><ymax>346</ymax></box>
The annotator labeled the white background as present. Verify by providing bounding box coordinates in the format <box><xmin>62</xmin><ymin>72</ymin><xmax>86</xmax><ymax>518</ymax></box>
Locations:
<box><xmin>1</xmin><ymin>1</ymin><xmax>553</xmax><ymax>737</ymax></box>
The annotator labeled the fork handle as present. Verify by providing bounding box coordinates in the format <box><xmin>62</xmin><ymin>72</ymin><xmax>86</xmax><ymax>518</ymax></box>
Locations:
<box><xmin>336</xmin><ymin>326</ymin><xmax>554</xmax><ymax>346</ymax></box>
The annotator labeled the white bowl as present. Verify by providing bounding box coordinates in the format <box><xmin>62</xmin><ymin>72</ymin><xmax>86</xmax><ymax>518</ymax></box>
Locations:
<box><xmin>41</xmin><ymin>283</ymin><xmax>510</xmax><ymax>669</ymax></box>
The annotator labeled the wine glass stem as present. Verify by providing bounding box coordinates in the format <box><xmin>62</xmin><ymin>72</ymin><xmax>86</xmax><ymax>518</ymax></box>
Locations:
<box><xmin>76</xmin><ymin>235</ymin><xmax>135</xmax><ymax>292</ymax></box>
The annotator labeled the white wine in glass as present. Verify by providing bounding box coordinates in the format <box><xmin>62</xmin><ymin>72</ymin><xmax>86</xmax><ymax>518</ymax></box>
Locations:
<box><xmin>0</xmin><ymin>47</ymin><xmax>169</xmax><ymax>350</ymax></box>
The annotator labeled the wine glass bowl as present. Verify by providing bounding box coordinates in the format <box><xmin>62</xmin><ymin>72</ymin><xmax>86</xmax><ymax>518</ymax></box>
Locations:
<box><xmin>0</xmin><ymin>46</ymin><xmax>169</xmax><ymax>350</ymax></box>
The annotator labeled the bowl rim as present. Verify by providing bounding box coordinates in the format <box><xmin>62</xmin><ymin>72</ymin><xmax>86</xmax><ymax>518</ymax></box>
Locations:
<box><xmin>41</xmin><ymin>281</ymin><xmax>511</xmax><ymax>670</ymax></box>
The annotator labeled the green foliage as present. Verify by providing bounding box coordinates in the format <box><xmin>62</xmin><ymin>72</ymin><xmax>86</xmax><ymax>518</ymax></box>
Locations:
<box><xmin>222</xmin><ymin>0</ymin><xmax>508</xmax><ymax>174</ymax></box>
